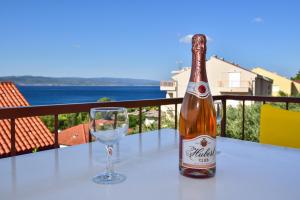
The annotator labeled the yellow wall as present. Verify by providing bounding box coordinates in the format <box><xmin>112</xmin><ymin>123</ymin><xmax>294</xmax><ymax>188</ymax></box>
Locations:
<box><xmin>252</xmin><ymin>67</ymin><xmax>292</xmax><ymax>96</ymax></box>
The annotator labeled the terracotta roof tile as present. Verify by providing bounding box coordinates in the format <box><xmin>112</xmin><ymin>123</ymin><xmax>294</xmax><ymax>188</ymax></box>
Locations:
<box><xmin>58</xmin><ymin>119</ymin><xmax>114</xmax><ymax>146</ymax></box>
<box><xmin>58</xmin><ymin>123</ymin><xmax>90</xmax><ymax>146</ymax></box>
<box><xmin>0</xmin><ymin>82</ymin><xmax>54</xmax><ymax>157</ymax></box>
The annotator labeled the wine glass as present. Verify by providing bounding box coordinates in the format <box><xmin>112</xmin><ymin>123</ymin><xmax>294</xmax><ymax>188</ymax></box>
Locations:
<box><xmin>89</xmin><ymin>107</ymin><xmax>128</xmax><ymax>184</ymax></box>
<box><xmin>214</xmin><ymin>100</ymin><xmax>223</xmax><ymax>155</ymax></box>
<box><xmin>214</xmin><ymin>100</ymin><xmax>223</xmax><ymax>125</ymax></box>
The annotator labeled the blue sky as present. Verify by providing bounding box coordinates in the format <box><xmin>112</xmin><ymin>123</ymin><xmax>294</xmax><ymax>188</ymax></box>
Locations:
<box><xmin>0</xmin><ymin>0</ymin><xmax>299</xmax><ymax>80</ymax></box>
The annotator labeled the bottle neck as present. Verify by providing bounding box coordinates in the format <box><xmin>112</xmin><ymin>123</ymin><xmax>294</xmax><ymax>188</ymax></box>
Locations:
<box><xmin>189</xmin><ymin>51</ymin><xmax>207</xmax><ymax>83</ymax></box>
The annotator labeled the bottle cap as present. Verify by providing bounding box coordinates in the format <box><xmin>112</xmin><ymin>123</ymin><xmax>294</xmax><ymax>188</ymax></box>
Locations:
<box><xmin>192</xmin><ymin>34</ymin><xmax>206</xmax><ymax>53</ymax></box>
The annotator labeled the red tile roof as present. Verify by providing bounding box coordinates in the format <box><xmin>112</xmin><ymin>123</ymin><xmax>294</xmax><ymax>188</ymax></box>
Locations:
<box><xmin>58</xmin><ymin>120</ymin><xmax>114</xmax><ymax>146</ymax></box>
<box><xmin>0</xmin><ymin>82</ymin><xmax>54</xmax><ymax>157</ymax></box>
<box><xmin>58</xmin><ymin>123</ymin><xmax>90</xmax><ymax>146</ymax></box>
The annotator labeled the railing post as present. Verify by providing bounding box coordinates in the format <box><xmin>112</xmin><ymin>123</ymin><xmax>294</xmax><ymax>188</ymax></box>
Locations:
<box><xmin>174</xmin><ymin>103</ymin><xmax>178</xmax><ymax>129</ymax></box>
<box><xmin>10</xmin><ymin>118</ymin><xmax>16</xmax><ymax>156</ymax></box>
<box><xmin>242</xmin><ymin>100</ymin><xmax>245</xmax><ymax>140</ymax></box>
<box><xmin>54</xmin><ymin>114</ymin><xmax>59</xmax><ymax>148</ymax></box>
<box><xmin>286</xmin><ymin>102</ymin><xmax>289</xmax><ymax>110</ymax></box>
<box><xmin>139</xmin><ymin>107</ymin><xmax>142</xmax><ymax>133</ymax></box>
<box><xmin>158</xmin><ymin>105</ymin><xmax>161</xmax><ymax>130</ymax></box>
<box><xmin>221</xmin><ymin>99</ymin><xmax>227</xmax><ymax>137</ymax></box>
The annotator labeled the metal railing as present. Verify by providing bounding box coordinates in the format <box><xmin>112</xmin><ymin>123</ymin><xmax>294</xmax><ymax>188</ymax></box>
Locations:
<box><xmin>217</xmin><ymin>80</ymin><xmax>252</xmax><ymax>88</ymax></box>
<box><xmin>160</xmin><ymin>80</ymin><xmax>176</xmax><ymax>87</ymax></box>
<box><xmin>218</xmin><ymin>95</ymin><xmax>300</xmax><ymax>140</ymax></box>
<box><xmin>0</xmin><ymin>98</ymin><xmax>182</xmax><ymax>157</ymax></box>
<box><xmin>0</xmin><ymin>95</ymin><xmax>300</xmax><ymax>157</ymax></box>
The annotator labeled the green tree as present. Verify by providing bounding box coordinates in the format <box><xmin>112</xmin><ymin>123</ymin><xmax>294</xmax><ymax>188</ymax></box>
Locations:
<box><xmin>129</xmin><ymin>115</ymin><xmax>138</xmax><ymax>129</ymax></box>
<box><xmin>41</xmin><ymin>112</ymin><xmax>89</xmax><ymax>132</ymax></box>
<box><xmin>41</xmin><ymin>97</ymin><xmax>115</xmax><ymax>133</ymax></box>
<box><xmin>40</xmin><ymin>115</ymin><xmax>55</xmax><ymax>132</ymax></box>
<box><xmin>226</xmin><ymin>103</ymin><xmax>261</xmax><ymax>142</ymax></box>
<box><xmin>291</xmin><ymin>70</ymin><xmax>300</xmax><ymax>80</ymax></box>
<box><xmin>278</xmin><ymin>90</ymin><xmax>288</xmax><ymax>97</ymax></box>
<box><xmin>98</xmin><ymin>97</ymin><xmax>112</xmax><ymax>102</ymax></box>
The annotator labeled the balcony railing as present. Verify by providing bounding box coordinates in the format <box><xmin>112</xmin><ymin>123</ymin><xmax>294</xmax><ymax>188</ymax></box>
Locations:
<box><xmin>218</xmin><ymin>80</ymin><xmax>252</xmax><ymax>88</ymax></box>
<box><xmin>160</xmin><ymin>80</ymin><xmax>176</xmax><ymax>90</ymax></box>
<box><xmin>0</xmin><ymin>95</ymin><xmax>300</xmax><ymax>157</ymax></box>
<box><xmin>218</xmin><ymin>81</ymin><xmax>252</xmax><ymax>93</ymax></box>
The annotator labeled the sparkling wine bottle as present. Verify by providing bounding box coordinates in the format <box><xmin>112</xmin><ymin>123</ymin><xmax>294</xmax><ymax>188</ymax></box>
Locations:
<box><xmin>179</xmin><ymin>34</ymin><xmax>216</xmax><ymax>178</ymax></box>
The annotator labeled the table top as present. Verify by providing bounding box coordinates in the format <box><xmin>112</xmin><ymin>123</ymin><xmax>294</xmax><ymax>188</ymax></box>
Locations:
<box><xmin>1</xmin><ymin>128</ymin><xmax>300</xmax><ymax>200</ymax></box>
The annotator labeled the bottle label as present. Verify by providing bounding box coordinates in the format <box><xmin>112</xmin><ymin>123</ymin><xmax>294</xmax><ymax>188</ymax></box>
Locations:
<box><xmin>182</xmin><ymin>135</ymin><xmax>216</xmax><ymax>169</ymax></box>
<box><xmin>186</xmin><ymin>81</ymin><xmax>210</xmax><ymax>99</ymax></box>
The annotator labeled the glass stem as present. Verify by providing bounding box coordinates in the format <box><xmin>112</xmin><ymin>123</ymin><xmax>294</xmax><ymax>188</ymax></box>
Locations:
<box><xmin>106</xmin><ymin>145</ymin><xmax>114</xmax><ymax>176</ymax></box>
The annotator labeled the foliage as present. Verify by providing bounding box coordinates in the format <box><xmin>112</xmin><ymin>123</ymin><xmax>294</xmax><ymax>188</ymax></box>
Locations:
<box><xmin>58</xmin><ymin>112</ymin><xmax>89</xmax><ymax>130</ymax></box>
<box><xmin>161</xmin><ymin>117</ymin><xmax>175</xmax><ymax>129</ymax></box>
<box><xmin>32</xmin><ymin>147</ymin><xmax>38</xmax><ymax>153</ymax></box>
<box><xmin>98</xmin><ymin>97</ymin><xmax>112</xmax><ymax>102</ymax></box>
<box><xmin>41</xmin><ymin>115</ymin><xmax>55</xmax><ymax>132</ymax></box>
<box><xmin>278</xmin><ymin>89</ymin><xmax>299</xmax><ymax>98</ymax></box>
<box><xmin>128</xmin><ymin>114</ymin><xmax>146</xmax><ymax>134</ymax></box>
<box><xmin>226</xmin><ymin>101</ymin><xmax>300</xmax><ymax>142</ymax></box>
<box><xmin>226</xmin><ymin>103</ymin><xmax>260</xmax><ymax>142</ymax></box>
<box><xmin>40</xmin><ymin>112</ymin><xmax>89</xmax><ymax>132</ymax></box>
<box><xmin>291</xmin><ymin>70</ymin><xmax>300</xmax><ymax>80</ymax></box>
<box><xmin>278</xmin><ymin>90</ymin><xmax>288</xmax><ymax>97</ymax></box>
<box><xmin>41</xmin><ymin>97</ymin><xmax>112</xmax><ymax>133</ymax></box>
<box><xmin>127</xmin><ymin>107</ymin><xmax>158</xmax><ymax>134</ymax></box>
<box><xmin>40</xmin><ymin>97</ymin><xmax>161</xmax><ymax>134</ymax></box>
<box><xmin>129</xmin><ymin>115</ymin><xmax>138</xmax><ymax>129</ymax></box>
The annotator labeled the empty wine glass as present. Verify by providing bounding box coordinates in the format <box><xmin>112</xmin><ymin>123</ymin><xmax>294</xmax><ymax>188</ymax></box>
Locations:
<box><xmin>89</xmin><ymin>107</ymin><xmax>128</xmax><ymax>184</ymax></box>
<box><xmin>214</xmin><ymin>100</ymin><xmax>223</xmax><ymax>125</ymax></box>
<box><xmin>214</xmin><ymin>100</ymin><xmax>223</xmax><ymax>155</ymax></box>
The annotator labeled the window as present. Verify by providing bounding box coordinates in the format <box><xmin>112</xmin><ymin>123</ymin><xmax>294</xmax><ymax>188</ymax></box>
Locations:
<box><xmin>229</xmin><ymin>72</ymin><xmax>240</xmax><ymax>87</ymax></box>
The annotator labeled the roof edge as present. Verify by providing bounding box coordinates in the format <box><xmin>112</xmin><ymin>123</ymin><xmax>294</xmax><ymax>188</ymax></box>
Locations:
<box><xmin>252</xmin><ymin>67</ymin><xmax>293</xmax><ymax>82</ymax></box>
<box><xmin>0</xmin><ymin>81</ymin><xmax>15</xmax><ymax>84</ymax></box>
<box><xmin>210</xmin><ymin>55</ymin><xmax>258</xmax><ymax>76</ymax></box>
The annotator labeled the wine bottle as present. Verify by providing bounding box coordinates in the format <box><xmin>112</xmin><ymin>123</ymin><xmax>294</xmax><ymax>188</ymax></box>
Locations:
<box><xmin>179</xmin><ymin>34</ymin><xmax>216</xmax><ymax>178</ymax></box>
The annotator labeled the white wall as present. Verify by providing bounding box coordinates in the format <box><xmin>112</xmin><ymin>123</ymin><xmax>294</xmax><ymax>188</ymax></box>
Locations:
<box><xmin>171</xmin><ymin>56</ymin><xmax>259</xmax><ymax>98</ymax></box>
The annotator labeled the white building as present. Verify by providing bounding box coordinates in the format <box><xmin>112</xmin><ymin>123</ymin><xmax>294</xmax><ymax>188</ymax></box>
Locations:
<box><xmin>161</xmin><ymin>55</ymin><xmax>273</xmax><ymax>107</ymax></box>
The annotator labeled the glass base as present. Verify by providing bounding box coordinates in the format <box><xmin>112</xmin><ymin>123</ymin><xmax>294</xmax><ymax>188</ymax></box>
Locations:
<box><xmin>92</xmin><ymin>172</ymin><xmax>126</xmax><ymax>184</ymax></box>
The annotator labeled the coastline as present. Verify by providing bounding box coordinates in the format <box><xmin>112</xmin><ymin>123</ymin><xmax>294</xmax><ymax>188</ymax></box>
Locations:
<box><xmin>16</xmin><ymin>84</ymin><xmax>160</xmax><ymax>87</ymax></box>
<box><xmin>17</xmin><ymin>85</ymin><xmax>165</xmax><ymax>105</ymax></box>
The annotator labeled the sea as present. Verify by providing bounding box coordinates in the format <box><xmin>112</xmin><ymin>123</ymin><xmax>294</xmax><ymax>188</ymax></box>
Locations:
<box><xmin>18</xmin><ymin>86</ymin><xmax>166</xmax><ymax>106</ymax></box>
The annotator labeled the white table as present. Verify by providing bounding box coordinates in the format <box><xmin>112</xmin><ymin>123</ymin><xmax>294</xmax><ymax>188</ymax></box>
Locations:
<box><xmin>1</xmin><ymin>129</ymin><xmax>300</xmax><ymax>200</ymax></box>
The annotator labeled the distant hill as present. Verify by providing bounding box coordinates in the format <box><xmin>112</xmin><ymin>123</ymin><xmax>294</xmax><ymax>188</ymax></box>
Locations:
<box><xmin>0</xmin><ymin>76</ymin><xmax>160</xmax><ymax>86</ymax></box>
